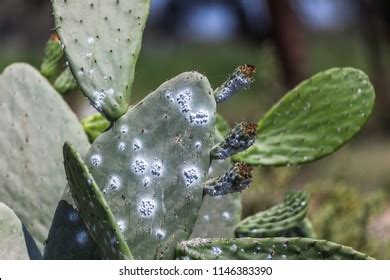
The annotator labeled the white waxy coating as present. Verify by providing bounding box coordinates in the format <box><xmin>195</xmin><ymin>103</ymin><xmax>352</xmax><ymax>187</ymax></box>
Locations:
<box><xmin>183</xmin><ymin>167</ymin><xmax>199</xmax><ymax>187</ymax></box>
<box><xmin>138</xmin><ymin>199</ymin><xmax>156</xmax><ymax>218</ymax></box>
<box><xmin>90</xmin><ymin>154</ymin><xmax>102</xmax><ymax>166</ymax></box>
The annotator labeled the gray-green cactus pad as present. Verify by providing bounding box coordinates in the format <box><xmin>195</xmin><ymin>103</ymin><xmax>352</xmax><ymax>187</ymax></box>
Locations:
<box><xmin>177</xmin><ymin>237</ymin><xmax>374</xmax><ymax>260</ymax></box>
<box><xmin>0</xmin><ymin>203</ymin><xmax>35</xmax><ymax>259</ymax></box>
<box><xmin>235</xmin><ymin>191</ymin><xmax>309</xmax><ymax>238</ymax></box>
<box><xmin>0</xmin><ymin>63</ymin><xmax>90</xmax><ymax>248</ymax></box>
<box><xmin>234</xmin><ymin>68</ymin><xmax>375</xmax><ymax>166</ymax></box>
<box><xmin>52</xmin><ymin>0</ymin><xmax>150</xmax><ymax>120</ymax></box>
<box><xmin>83</xmin><ymin>71</ymin><xmax>216</xmax><ymax>259</ymax></box>
<box><xmin>63</xmin><ymin>142</ymin><xmax>133</xmax><ymax>260</ymax></box>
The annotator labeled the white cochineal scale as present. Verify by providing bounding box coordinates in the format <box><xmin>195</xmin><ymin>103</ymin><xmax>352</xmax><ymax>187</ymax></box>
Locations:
<box><xmin>83</xmin><ymin>72</ymin><xmax>216</xmax><ymax>259</ymax></box>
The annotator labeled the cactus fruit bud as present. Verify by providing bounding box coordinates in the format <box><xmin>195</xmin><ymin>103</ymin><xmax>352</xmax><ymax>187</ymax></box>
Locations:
<box><xmin>211</xmin><ymin>122</ymin><xmax>257</xmax><ymax>160</ymax></box>
<box><xmin>214</xmin><ymin>64</ymin><xmax>256</xmax><ymax>103</ymax></box>
<box><xmin>40</xmin><ymin>33</ymin><xmax>64</xmax><ymax>79</ymax></box>
<box><xmin>204</xmin><ymin>162</ymin><xmax>253</xmax><ymax>196</ymax></box>
<box><xmin>53</xmin><ymin>67</ymin><xmax>78</xmax><ymax>95</ymax></box>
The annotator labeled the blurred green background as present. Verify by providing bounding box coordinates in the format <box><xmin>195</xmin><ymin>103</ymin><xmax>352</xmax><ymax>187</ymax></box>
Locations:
<box><xmin>1</xmin><ymin>0</ymin><xmax>390</xmax><ymax>258</ymax></box>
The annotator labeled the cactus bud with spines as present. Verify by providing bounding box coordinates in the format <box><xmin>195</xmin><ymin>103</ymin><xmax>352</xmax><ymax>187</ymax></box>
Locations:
<box><xmin>204</xmin><ymin>163</ymin><xmax>253</xmax><ymax>196</ymax></box>
<box><xmin>40</xmin><ymin>33</ymin><xmax>64</xmax><ymax>79</ymax></box>
<box><xmin>214</xmin><ymin>64</ymin><xmax>256</xmax><ymax>103</ymax></box>
<box><xmin>211</xmin><ymin>122</ymin><xmax>257</xmax><ymax>160</ymax></box>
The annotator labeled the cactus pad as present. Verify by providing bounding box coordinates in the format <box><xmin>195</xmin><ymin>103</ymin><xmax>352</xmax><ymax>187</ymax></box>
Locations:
<box><xmin>82</xmin><ymin>71</ymin><xmax>216</xmax><ymax>259</ymax></box>
<box><xmin>235</xmin><ymin>191</ymin><xmax>309</xmax><ymax>238</ymax></box>
<box><xmin>0</xmin><ymin>203</ymin><xmax>37</xmax><ymax>260</ymax></box>
<box><xmin>0</xmin><ymin>63</ymin><xmax>90</xmax><ymax>248</ymax></box>
<box><xmin>234</xmin><ymin>68</ymin><xmax>375</xmax><ymax>166</ymax></box>
<box><xmin>177</xmin><ymin>237</ymin><xmax>374</xmax><ymax>260</ymax></box>
<box><xmin>63</xmin><ymin>142</ymin><xmax>133</xmax><ymax>260</ymax></box>
<box><xmin>52</xmin><ymin>0</ymin><xmax>150</xmax><ymax>120</ymax></box>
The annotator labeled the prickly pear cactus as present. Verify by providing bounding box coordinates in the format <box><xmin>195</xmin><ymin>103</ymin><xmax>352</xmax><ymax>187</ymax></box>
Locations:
<box><xmin>79</xmin><ymin>109</ymin><xmax>244</xmax><ymax>239</ymax></box>
<box><xmin>0</xmin><ymin>63</ymin><xmax>90</xmax><ymax>248</ymax></box>
<box><xmin>63</xmin><ymin>143</ymin><xmax>133</xmax><ymax>260</ymax></box>
<box><xmin>52</xmin><ymin>0</ymin><xmax>150</xmax><ymax>120</ymax></box>
<box><xmin>234</xmin><ymin>68</ymin><xmax>375</xmax><ymax>166</ymax></box>
<box><xmin>177</xmin><ymin>237</ymin><xmax>374</xmax><ymax>260</ymax></box>
<box><xmin>84</xmin><ymin>72</ymin><xmax>216</xmax><ymax>259</ymax></box>
<box><xmin>235</xmin><ymin>191</ymin><xmax>310</xmax><ymax>238</ymax></box>
<box><xmin>0</xmin><ymin>203</ymin><xmax>40</xmax><ymax>260</ymax></box>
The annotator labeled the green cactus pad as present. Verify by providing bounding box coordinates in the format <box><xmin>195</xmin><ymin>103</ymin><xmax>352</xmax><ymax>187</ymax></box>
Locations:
<box><xmin>234</xmin><ymin>68</ymin><xmax>375</xmax><ymax>166</ymax></box>
<box><xmin>83</xmin><ymin>72</ymin><xmax>216</xmax><ymax>259</ymax></box>
<box><xmin>52</xmin><ymin>0</ymin><xmax>150</xmax><ymax>120</ymax></box>
<box><xmin>53</xmin><ymin>67</ymin><xmax>78</xmax><ymax>95</ymax></box>
<box><xmin>177</xmin><ymin>237</ymin><xmax>374</xmax><ymax>260</ymax></box>
<box><xmin>0</xmin><ymin>63</ymin><xmax>90</xmax><ymax>248</ymax></box>
<box><xmin>81</xmin><ymin>112</ymin><xmax>111</xmax><ymax>142</ymax></box>
<box><xmin>40</xmin><ymin>33</ymin><xmax>64</xmax><ymax>79</ymax></box>
<box><xmin>0</xmin><ymin>203</ymin><xmax>35</xmax><ymax>260</ymax></box>
<box><xmin>235</xmin><ymin>191</ymin><xmax>309</xmax><ymax>238</ymax></box>
<box><xmin>63</xmin><ymin>142</ymin><xmax>133</xmax><ymax>260</ymax></box>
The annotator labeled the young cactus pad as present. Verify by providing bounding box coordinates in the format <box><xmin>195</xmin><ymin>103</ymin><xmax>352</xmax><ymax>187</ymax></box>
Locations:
<box><xmin>40</xmin><ymin>33</ymin><xmax>64</xmax><ymax>79</ymax></box>
<box><xmin>0</xmin><ymin>203</ymin><xmax>40</xmax><ymax>260</ymax></box>
<box><xmin>53</xmin><ymin>67</ymin><xmax>78</xmax><ymax>95</ymax></box>
<box><xmin>176</xmin><ymin>237</ymin><xmax>374</xmax><ymax>260</ymax></box>
<box><xmin>0</xmin><ymin>63</ymin><xmax>90</xmax><ymax>248</ymax></box>
<box><xmin>81</xmin><ymin>71</ymin><xmax>216</xmax><ymax>259</ymax></box>
<box><xmin>234</xmin><ymin>68</ymin><xmax>375</xmax><ymax>166</ymax></box>
<box><xmin>81</xmin><ymin>112</ymin><xmax>111</xmax><ymax>142</ymax></box>
<box><xmin>235</xmin><ymin>191</ymin><xmax>309</xmax><ymax>238</ymax></box>
<box><xmin>52</xmin><ymin>0</ymin><xmax>150</xmax><ymax>120</ymax></box>
<box><xmin>63</xmin><ymin>142</ymin><xmax>133</xmax><ymax>260</ymax></box>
